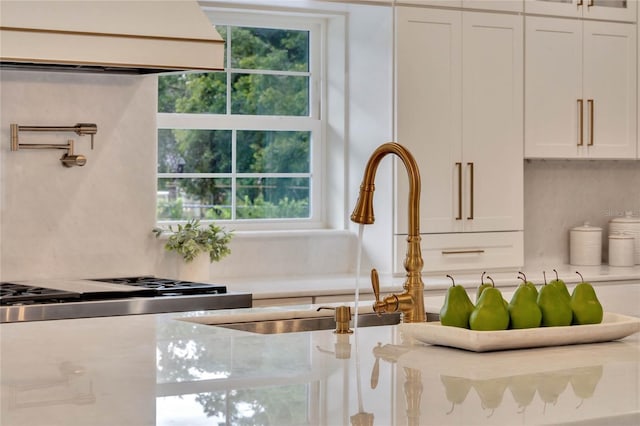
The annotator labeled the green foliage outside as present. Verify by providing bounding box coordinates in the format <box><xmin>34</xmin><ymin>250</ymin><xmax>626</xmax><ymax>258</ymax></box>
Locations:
<box><xmin>158</xmin><ymin>25</ymin><xmax>312</xmax><ymax>221</ymax></box>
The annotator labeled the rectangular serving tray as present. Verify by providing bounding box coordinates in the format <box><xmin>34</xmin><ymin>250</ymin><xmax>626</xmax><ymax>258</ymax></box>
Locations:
<box><xmin>398</xmin><ymin>312</ymin><xmax>640</xmax><ymax>352</ymax></box>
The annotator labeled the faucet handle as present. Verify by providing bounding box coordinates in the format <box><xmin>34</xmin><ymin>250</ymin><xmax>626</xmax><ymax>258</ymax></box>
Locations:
<box><xmin>371</xmin><ymin>268</ymin><xmax>380</xmax><ymax>301</ymax></box>
<box><xmin>371</xmin><ymin>268</ymin><xmax>385</xmax><ymax>316</ymax></box>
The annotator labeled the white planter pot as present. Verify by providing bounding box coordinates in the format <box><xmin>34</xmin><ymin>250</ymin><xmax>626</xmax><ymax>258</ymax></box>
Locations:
<box><xmin>176</xmin><ymin>253</ymin><xmax>211</xmax><ymax>282</ymax></box>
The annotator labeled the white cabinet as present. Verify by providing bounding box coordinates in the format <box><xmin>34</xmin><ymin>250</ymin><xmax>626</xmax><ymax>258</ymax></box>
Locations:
<box><xmin>525</xmin><ymin>17</ymin><xmax>637</xmax><ymax>159</ymax></box>
<box><xmin>395</xmin><ymin>7</ymin><xmax>524</xmax><ymax>273</ymax></box>
<box><xmin>525</xmin><ymin>0</ymin><xmax>637</xmax><ymax>22</ymax></box>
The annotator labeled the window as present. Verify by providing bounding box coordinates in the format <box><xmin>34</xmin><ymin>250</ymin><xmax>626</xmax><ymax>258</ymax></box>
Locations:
<box><xmin>157</xmin><ymin>14</ymin><xmax>323</xmax><ymax>228</ymax></box>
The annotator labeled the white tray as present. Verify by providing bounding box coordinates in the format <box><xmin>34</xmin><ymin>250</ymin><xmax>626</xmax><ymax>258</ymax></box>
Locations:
<box><xmin>398</xmin><ymin>312</ymin><xmax>640</xmax><ymax>352</ymax></box>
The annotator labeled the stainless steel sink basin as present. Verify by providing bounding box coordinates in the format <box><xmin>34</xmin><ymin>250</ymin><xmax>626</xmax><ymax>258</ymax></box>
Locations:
<box><xmin>215</xmin><ymin>312</ymin><xmax>440</xmax><ymax>334</ymax></box>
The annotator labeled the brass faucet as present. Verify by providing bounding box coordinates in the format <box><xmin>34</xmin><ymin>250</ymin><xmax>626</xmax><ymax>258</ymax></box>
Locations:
<box><xmin>351</xmin><ymin>142</ymin><xmax>426</xmax><ymax>323</ymax></box>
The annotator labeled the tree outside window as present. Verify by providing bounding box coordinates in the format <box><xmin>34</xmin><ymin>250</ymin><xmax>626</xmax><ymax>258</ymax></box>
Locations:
<box><xmin>158</xmin><ymin>24</ymin><xmax>320</xmax><ymax>223</ymax></box>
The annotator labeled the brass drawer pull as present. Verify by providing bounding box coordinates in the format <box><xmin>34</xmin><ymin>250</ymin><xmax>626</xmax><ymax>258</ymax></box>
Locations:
<box><xmin>441</xmin><ymin>249</ymin><xmax>486</xmax><ymax>255</ymax></box>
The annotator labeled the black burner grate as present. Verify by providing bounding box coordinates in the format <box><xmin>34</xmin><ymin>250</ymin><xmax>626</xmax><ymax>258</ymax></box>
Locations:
<box><xmin>0</xmin><ymin>282</ymin><xmax>81</xmax><ymax>305</ymax></box>
<box><xmin>90</xmin><ymin>276</ymin><xmax>228</xmax><ymax>295</ymax></box>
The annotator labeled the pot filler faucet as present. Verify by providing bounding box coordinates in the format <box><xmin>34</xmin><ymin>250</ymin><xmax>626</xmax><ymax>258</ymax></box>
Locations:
<box><xmin>10</xmin><ymin>123</ymin><xmax>97</xmax><ymax>167</ymax></box>
<box><xmin>350</xmin><ymin>142</ymin><xmax>426</xmax><ymax>323</ymax></box>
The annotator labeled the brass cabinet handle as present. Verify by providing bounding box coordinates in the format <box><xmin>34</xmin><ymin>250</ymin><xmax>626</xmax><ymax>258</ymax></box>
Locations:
<box><xmin>587</xmin><ymin>0</ymin><xmax>594</xmax><ymax>7</ymax></box>
<box><xmin>467</xmin><ymin>162</ymin><xmax>474</xmax><ymax>220</ymax></box>
<box><xmin>577</xmin><ymin>0</ymin><xmax>583</xmax><ymax>6</ymax></box>
<box><xmin>455</xmin><ymin>162</ymin><xmax>462</xmax><ymax>220</ymax></box>
<box><xmin>588</xmin><ymin>99</ymin><xmax>594</xmax><ymax>146</ymax></box>
<box><xmin>441</xmin><ymin>249</ymin><xmax>485</xmax><ymax>255</ymax></box>
<box><xmin>577</xmin><ymin>99</ymin><xmax>584</xmax><ymax>146</ymax></box>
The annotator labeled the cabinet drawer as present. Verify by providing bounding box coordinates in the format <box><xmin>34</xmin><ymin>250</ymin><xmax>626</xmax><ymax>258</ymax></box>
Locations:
<box><xmin>394</xmin><ymin>231</ymin><xmax>523</xmax><ymax>274</ymax></box>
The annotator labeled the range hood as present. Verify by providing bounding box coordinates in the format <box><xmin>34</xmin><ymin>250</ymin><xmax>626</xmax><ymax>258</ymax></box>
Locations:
<box><xmin>0</xmin><ymin>0</ymin><xmax>224</xmax><ymax>74</ymax></box>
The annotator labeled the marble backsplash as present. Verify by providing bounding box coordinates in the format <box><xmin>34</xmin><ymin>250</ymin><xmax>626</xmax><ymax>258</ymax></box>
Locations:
<box><xmin>524</xmin><ymin>159</ymin><xmax>640</xmax><ymax>266</ymax></box>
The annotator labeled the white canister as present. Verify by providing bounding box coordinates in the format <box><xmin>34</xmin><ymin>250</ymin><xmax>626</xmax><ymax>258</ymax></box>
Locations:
<box><xmin>570</xmin><ymin>222</ymin><xmax>602</xmax><ymax>266</ymax></box>
<box><xmin>608</xmin><ymin>233</ymin><xmax>635</xmax><ymax>267</ymax></box>
<box><xmin>609</xmin><ymin>211</ymin><xmax>640</xmax><ymax>265</ymax></box>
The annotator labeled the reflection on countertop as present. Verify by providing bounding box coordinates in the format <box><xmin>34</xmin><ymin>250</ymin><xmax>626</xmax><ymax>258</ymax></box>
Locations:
<box><xmin>1</xmin><ymin>307</ymin><xmax>639</xmax><ymax>426</ymax></box>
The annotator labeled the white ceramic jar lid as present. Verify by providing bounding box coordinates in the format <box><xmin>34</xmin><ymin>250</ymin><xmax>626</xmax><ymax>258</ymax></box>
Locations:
<box><xmin>610</xmin><ymin>211</ymin><xmax>640</xmax><ymax>223</ymax></box>
<box><xmin>571</xmin><ymin>222</ymin><xmax>602</xmax><ymax>232</ymax></box>
<box><xmin>609</xmin><ymin>233</ymin><xmax>634</xmax><ymax>240</ymax></box>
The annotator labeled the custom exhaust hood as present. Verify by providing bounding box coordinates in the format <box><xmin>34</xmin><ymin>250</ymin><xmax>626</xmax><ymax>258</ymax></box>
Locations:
<box><xmin>0</xmin><ymin>0</ymin><xmax>224</xmax><ymax>74</ymax></box>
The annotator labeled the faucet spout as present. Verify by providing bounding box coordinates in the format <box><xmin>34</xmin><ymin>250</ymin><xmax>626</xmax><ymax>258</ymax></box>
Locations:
<box><xmin>351</xmin><ymin>142</ymin><xmax>425</xmax><ymax>323</ymax></box>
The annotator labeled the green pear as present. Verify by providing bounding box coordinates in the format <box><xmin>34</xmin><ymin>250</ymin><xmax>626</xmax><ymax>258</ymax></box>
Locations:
<box><xmin>476</xmin><ymin>271</ymin><xmax>493</xmax><ymax>303</ymax></box>
<box><xmin>440</xmin><ymin>275</ymin><xmax>474</xmax><ymax>329</ymax></box>
<box><xmin>469</xmin><ymin>287</ymin><xmax>510</xmax><ymax>331</ymax></box>
<box><xmin>508</xmin><ymin>277</ymin><xmax>542</xmax><ymax>329</ymax></box>
<box><xmin>537</xmin><ymin>280</ymin><xmax>573</xmax><ymax>327</ymax></box>
<box><xmin>518</xmin><ymin>271</ymin><xmax>539</xmax><ymax>298</ymax></box>
<box><xmin>571</xmin><ymin>272</ymin><xmax>603</xmax><ymax>325</ymax></box>
<box><xmin>549</xmin><ymin>269</ymin><xmax>570</xmax><ymax>302</ymax></box>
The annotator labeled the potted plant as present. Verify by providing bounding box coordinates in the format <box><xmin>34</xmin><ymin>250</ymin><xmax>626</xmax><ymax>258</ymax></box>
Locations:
<box><xmin>153</xmin><ymin>219</ymin><xmax>233</xmax><ymax>280</ymax></box>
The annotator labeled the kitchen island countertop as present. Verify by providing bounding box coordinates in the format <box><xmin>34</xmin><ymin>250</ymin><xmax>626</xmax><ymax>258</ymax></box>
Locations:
<box><xmin>1</xmin><ymin>301</ymin><xmax>639</xmax><ymax>426</ymax></box>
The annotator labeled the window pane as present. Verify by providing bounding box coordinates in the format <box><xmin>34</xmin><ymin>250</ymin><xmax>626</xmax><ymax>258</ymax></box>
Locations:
<box><xmin>231</xmin><ymin>74</ymin><xmax>309</xmax><ymax>116</ymax></box>
<box><xmin>157</xmin><ymin>178</ymin><xmax>231</xmax><ymax>220</ymax></box>
<box><xmin>237</xmin><ymin>131</ymin><xmax>310</xmax><ymax>173</ymax></box>
<box><xmin>158</xmin><ymin>72</ymin><xmax>227</xmax><ymax>114</ymax></box>
<box><xmin>230</xmin><ymin>27</ymin><xmax>309</xmax><ymax>72</ymax></box>
<box><xmin>236</xmin><ymin>178</ymin><xmax>309</xmax><ymax>219</ymax></box>
<box><xmin>158</xmin><ymin>129</ymin><xmax>232</xmax><ymax>173</ymax></box>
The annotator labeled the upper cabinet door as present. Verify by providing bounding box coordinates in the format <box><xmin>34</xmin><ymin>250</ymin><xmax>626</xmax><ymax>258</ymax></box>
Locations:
<box><xmin>395</xmin><ymin>7</ymin><xmax>463</xmax><ymax>235</ymax></box>
<box><xmin>583</xmin><ymin>21</ymin><xmax>637</xmax><ymax>158</ymax></box>
<box><xmin>525</xmin><ymin>17</ymin><xmax>637</xmax><ymax>159</ymax></box>
<box><xmin>396</xmin><ymin>7</ymin><xmax>523</xmax><ymax>235</ymax></box>
<box><xmin>525</xmin><ymin>17</ymin><xmax>583</xmax><ymax>158</ymax></box>
<box><xmin>525</xmin><ymin>0</ymin><xmax>637</xmax><ymax>22</ymax></box>
<box><xmin>462</xmin><ymin>12</ymin><xmax>524</xmax><ymax>232</ymax></box>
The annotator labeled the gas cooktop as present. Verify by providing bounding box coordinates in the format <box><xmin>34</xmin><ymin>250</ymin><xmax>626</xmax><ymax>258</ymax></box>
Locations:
<box><xmin>0</xmin><ymin>276</ymin><xmax>252</xmax><ymax>323</ymax></box>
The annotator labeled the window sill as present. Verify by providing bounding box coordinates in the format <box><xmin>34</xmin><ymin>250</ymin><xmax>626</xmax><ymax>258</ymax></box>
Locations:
<box><xmin>231</xmin><ymin>228</ymin><xmax>351</xmax><ymax>240</ymax></box>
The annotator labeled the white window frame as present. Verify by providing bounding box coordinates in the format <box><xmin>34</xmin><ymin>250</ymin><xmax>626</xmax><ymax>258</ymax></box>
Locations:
<box><xmin>157</xmin><ymin>11</ymin><xmax>326</xmax><ymax>231</ymax></box>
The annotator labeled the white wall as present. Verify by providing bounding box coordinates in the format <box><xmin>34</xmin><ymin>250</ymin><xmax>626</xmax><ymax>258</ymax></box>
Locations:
<box><xmin>524</xmin><ymin>159</ymin><xmax>640</xmax><ymax>266</ymax></box>
<box><xmin>0</xmin><ymin>71</ymin><xmax>159</xmax><ymax>280</ymax></box>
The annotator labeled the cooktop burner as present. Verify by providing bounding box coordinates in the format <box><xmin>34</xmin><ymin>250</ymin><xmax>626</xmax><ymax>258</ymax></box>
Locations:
<box><xmin>0</xmin><ymin>276</ymin><xmax>251</xmax><ymax>323</ymax></box>
<box><xmin>0</xmin><ymin>282</ymin><xmax>80</xmax><ymax>304</ymax></box>
<box><xmin>90</xmin><ymin>276</ymin><xmax>227</xmax><ymax>295</ymax></box>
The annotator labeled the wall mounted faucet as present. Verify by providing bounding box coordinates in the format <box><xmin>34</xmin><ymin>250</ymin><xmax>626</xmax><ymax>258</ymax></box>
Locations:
<box><xmin>10</xmin><ymin>123</ymin><xmax>97</xmax><ymax>167</ymax></box>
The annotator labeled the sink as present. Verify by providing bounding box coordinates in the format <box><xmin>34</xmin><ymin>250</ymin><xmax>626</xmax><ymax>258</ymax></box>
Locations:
<box><xmin>214</xmin><ymin>312</ymin><xmax>440</xmax><ymax>334</ymax></box>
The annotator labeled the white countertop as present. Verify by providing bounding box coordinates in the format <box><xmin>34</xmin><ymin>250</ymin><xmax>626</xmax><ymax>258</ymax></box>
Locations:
<box><xmin>1</xmin><ymin>291</ymin><xmax>639</xmax><ymax>426</ymax></box>
<box><xmin>223</xmin><ymin>263</ymin><xmax>640</xmax><ymax>300</ymax></box>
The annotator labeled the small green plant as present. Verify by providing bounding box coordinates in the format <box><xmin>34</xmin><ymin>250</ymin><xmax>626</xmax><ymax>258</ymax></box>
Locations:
<box><xmin>153</xmin><ymin>219</ymin><xmax>232</xmax><ymax>263</ymax></box>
